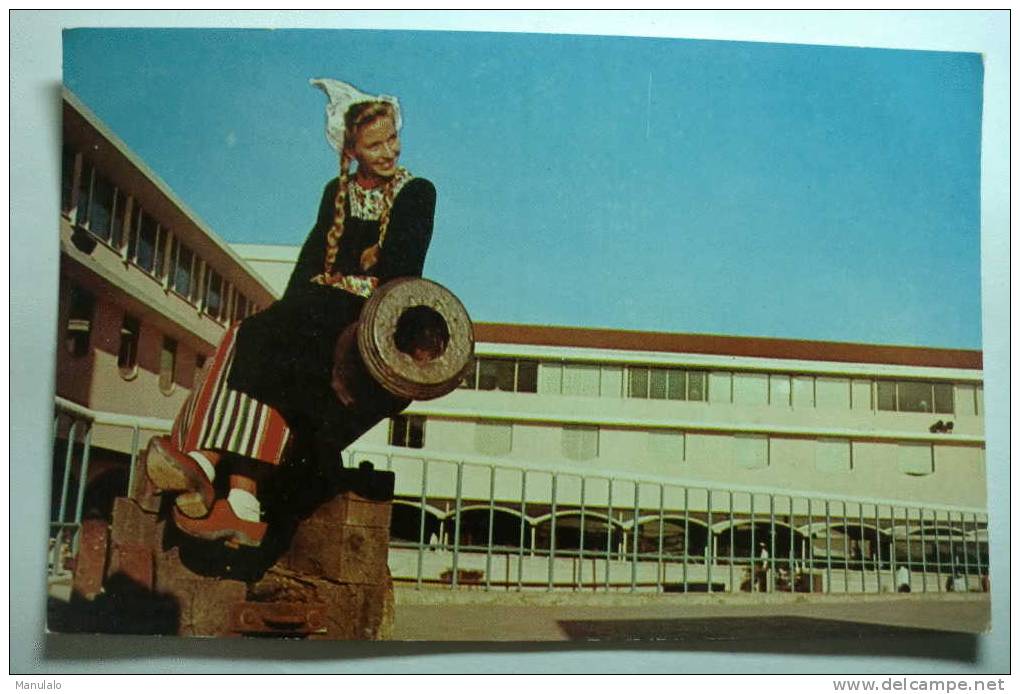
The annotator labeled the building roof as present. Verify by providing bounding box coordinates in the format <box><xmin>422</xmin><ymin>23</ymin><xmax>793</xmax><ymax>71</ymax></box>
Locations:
<box><xmin>62</xmin><ymin>88</ymin><xmax>278</xmax><ymax>304</ymax></box>
<box><xmin>473</xmin><ymin>323</ymin><xmax>982</xmax><ymax>370</ymax></box>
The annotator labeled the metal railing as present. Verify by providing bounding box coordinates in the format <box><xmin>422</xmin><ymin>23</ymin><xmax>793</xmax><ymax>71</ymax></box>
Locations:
<box><xmin>349</xmin><ymin>445</ymin><xmax>989</xmax><ymax>595</ymax></box>
<box><xmin>47</xmin><ymin>399</ymin><xmax>989</xmax><ymax>597</ymax></box>
<box><xmin>48</xmin><ymin>397</ymin><xmax>172</xmax><ymax>579</ymax></box>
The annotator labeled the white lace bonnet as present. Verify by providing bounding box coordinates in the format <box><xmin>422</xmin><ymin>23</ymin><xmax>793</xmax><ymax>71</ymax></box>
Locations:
<box><xmin>309</xmin><ymin>78</ymin><xmax>403</xmax><ymax>154</ymax></box>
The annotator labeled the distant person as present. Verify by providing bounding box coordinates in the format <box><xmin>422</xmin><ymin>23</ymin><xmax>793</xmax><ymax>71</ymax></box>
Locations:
<box><xmin>756</xmin><ymin>541</ymin><xmax>770</xmax><ymax>592</ymax></box>
<box><xmin>947</xmin><ymin>555</ymin><xmax>967</xmax><ymax>592</ymax></box>
<box><xmin>895</xmin><ymin>564</ymin><xmax>911</xmax><ymax>592</ymax></box>
<box><xmin>146</xmin><ymin>78</ymin><xmax>437</xmax><ymax>548</ymax></box>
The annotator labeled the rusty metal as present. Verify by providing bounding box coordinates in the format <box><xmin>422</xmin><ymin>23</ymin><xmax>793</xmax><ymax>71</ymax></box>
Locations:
<box><xmin>357</xmin><ymin>277</ymin><xmax>474</xmax><ymax>400</ymax></box>
<box><xmin>228</xmin><ymin>601</ymin><xmax>328</xmax><ymax>636</ymax></box>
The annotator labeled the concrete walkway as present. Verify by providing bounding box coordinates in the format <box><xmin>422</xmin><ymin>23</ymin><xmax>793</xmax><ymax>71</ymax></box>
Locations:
<box><xmin>391</xmin><ymin>587</ymin><xmax>990</xmax><ymax>642</ymax></box>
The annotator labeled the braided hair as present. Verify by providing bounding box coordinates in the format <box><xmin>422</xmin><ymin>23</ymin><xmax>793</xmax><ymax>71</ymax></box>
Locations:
<box><xmin>321</xmin><ymin>101</ymin><xmax>400</xmax><ymax>278</ymax></box>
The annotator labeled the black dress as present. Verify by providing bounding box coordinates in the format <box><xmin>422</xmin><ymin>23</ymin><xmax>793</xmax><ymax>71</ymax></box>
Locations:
<box><xmin>227</xmin><ymin>174</ymin><xmax>436</xmax><ymax>465</ymax></box>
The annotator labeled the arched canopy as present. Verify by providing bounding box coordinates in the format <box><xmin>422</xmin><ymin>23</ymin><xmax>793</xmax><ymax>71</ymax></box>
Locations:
<box><xmin>710</xmin><ymin>518</ymin><xmax>800</xmax><ymax>535</ymax></box>
<box><xmin>823</xmin><ymin>522</ymin><xmax>890</xmax><ymax>539</ymax></box>
<box><xmin>454</xmin><ymin>506</ymin><xmax>530</xmax><ymax>549</ymax></box>
<box><xmin>389</xmin><ymin>500</ymin><xmax>445</xmax><ymax>543</ymax></box>
<box><xmin>531</xmin><ymin>509</ymin><xmax>626</xmax><ymax>528</ymax></box>
<box><xmin>392</xmin><ymin>498</ymin><xmax>445</xmax><ymax>518</ymax></box>
<box><xmin>630</xmin><ymin>515</ymin><xmax>711</xmax><ymax>531</ymax></box>
<box><xmin>454</xmin><ymin>504</ymin><xmax>531</xmax><ymax>523</ymax></box>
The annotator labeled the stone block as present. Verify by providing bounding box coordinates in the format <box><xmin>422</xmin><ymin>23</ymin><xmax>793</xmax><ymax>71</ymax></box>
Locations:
<box><xmin>285</xmin><ymin>523</ymin><xmax>390</xmax><ymax>585</ymax></box>
<box><xmin>300</xmin><ymin>492</ymin><xmax>392</xmax><ymax>529</ymax></box>
<box><xmin>109</xmin><ymin>497</ymin><xmax>158</xmax><ymax>548</ymax></box>
<box><xmin>179</xmin><ymin>578</ymin><xmax>248</xmax><ymax>637</ymax></box>
<box><xmin>71</xmin><ymin>519</ymin><xmax>108</xmax><ymax>601</ymax></box>
<box><xmin>106</xmin><ymin>543</ymin><xmax>154</xmax><ymax>591</ymax></box>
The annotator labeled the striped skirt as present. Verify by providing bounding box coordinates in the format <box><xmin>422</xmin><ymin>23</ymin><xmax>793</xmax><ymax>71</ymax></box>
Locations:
<box><xmin>171</xmin><ymin>323</ymin><xmax>291</xmax><ymax>466</ymax></box>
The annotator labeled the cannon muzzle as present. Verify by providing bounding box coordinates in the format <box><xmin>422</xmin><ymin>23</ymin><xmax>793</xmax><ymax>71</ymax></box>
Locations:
<box><xmin>350</xmin><ymin>277</ymin><xmax>474</xmax><ymax>401</ymax></box>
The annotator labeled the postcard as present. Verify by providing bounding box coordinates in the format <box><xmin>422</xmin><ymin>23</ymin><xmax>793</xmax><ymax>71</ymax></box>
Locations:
<box><xmin>47</xmin><ymin>25</ymin><xmax>989</xmax><ymax>642</ymax></box>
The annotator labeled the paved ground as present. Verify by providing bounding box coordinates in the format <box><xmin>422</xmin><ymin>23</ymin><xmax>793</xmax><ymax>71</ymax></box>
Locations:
<box><xmin>391</xmin><ymin>589</ymin><xmax>991</xmax><ymax>648</ymax></box>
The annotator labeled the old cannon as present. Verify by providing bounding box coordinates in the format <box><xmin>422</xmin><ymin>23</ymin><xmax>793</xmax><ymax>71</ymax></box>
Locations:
<box><xmin>66</xmin><ymin>278</ymin><xmax>474</xmax><ymax>639</ymax></box>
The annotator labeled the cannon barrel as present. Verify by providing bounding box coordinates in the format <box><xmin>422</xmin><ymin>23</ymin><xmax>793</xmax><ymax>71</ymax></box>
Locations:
<box><xmin>339</xmin><ymin>277</ymin><xmax>474</xmax><ymax>404</ymax></box>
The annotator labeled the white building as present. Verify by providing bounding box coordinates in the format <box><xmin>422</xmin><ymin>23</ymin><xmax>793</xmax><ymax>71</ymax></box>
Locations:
<box><xmin>233</xmin><ymin>243</ymin><xmax>988</xmax><ymax>594</ymax></box>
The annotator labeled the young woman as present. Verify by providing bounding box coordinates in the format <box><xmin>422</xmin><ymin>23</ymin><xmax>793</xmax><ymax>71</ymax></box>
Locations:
<box><xmin>146</xmin><ymin>78</ymin><xmax>436</xmax><ymax>547</ymax></box>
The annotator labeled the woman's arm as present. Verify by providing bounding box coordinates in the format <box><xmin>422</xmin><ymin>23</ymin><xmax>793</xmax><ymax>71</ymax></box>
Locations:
<box><xmin>284</xmin><ymin>178</ymin><xmax>340</xmax><ymax>298</ymax></box>
<box><xmin>375</xmin><ymin>178</ymin><xmax>437</xmax><ymax>282</ymax></box>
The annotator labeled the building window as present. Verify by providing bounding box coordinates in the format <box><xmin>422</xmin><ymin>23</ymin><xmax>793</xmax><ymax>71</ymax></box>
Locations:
<box><xmin>561</xmin><ymin>363</ymin><xmax>599</xmax><ymax>396</ymax></box>
<box><xmin>954</xmin><ymin>384</ymin><xmax>977</xmax><ymax>416</ymax></box>
<box><xmin>898</xmin><ymin>443</ymin><xmax>934</xmax><ymax>476</ymax></box>
<box><xmin>75</xmin><ymin>159</ymin><xmax>93</xmax><ymax>228</ymax></box>
<box><xmin>628</xmin><ymin>368</ymin><xmax>649</xmax><ymax>397</ymax></box>
<box><xmin>478</xmin><ymin>358</ymin><xmax>514</xmax><ymax>391</ymax></box>
<box><xmin>517</xmin><ymin>361</ymin><xmax>538</xmax><ymax>393</ymax></box>
<box><xmin>687</xmin><ymin>371</ymin><xmax>707</xmax><ymax>400</ymax></box>
<box><xmin>117</xmin><ymin>315</ymin><xmax>140</xmax><ymax>378</ymax></box>
<box><xmin>933</xmin><ymin>383</ymin><xmax>955</xmax><ymax>414</ymax></box>
<box><xmin>733</xmin><ymin>373</ymin><xmax>768</xmax><ymax>405</ymax></box>
<box><xmin>877</xmin><ymin>381</ymin><xmax>954</xmax><ymax>414</ymax></box>
<box><xmin>898</xmin><ymin>381</ymin><xmax>933</xmax><ymax>413</ymax></box>
<box><xmin>458</xmin><ymin>358</ymin><xmax>477</xmax><ymax>389</ymax></box>
<box><xmin>815</xmin><ymin>377</ymin><xmax>851</xmax><ymax>410</ymax></box>
<box><xmin>159</xmin><ymin>337</ymin><xmax>178</xmax><ymax>394</ymax></box>
<box><xmin>170</xmin><ymin>237</ymin><xmax>198</xmax><ymax>301</ymax></box>
<box><xmin>460</xmin><ymin>358</ymin><xmax>539</xmax><ymax>393</ymax></box>
<box><xmin>65</xmin><ymin>285</ymin><xmax>94</xmax><ymax>357</ymax></box>
<box><xmin>475</xmin><ymin>421</ymin><xmax>512</xmax><ymax>456</ymax></box>
<box><xmin>69</xmin><ymin>157</ymin><xmax>126</xmax><ymax>249</ymax></box>
<box><xmin>734</xmin><ymin>435</ymin><xmax>769</xmax><ymax>470</ymax></box>
<box><xmin>390</xmin><ymin>415</ymin><xmax>425</xmax><ymax>448</ymax></box>
<box><xmin>876</xmin><ymin>381</ymin><xmax>896</xmax><ymax>411</ymax></box>
<box><xmin>127</xmin><ymin>205</ymin><xmax>167</xmax><ymax>279</ymax></box>
<box><xmin>204</xmin><ymin>269</ymin><xmax>225</xmax><ymax>320</ymax></box>
<box><xmin>232</xmin><ymin>293</ymin><xmax>249</xmax><ymax>323</ymax></box>
<box><xmin>562</xmin><ymin>425</ymin><xmax>599</xmax><ymax>461</ymax></box>
<box><xmin>61</xmin><ymin>146</ymin><xmax>76</xmax><ymax>214</ymax></box>
<box><xmin>86</xmin><ymin>174</ymin><xmax>118</xmax><ymax>243</ymax></box>
<box><xmin>628</xmin><ymin>367</ymin><xmax>707</xmax><ymax>402</ymax></box>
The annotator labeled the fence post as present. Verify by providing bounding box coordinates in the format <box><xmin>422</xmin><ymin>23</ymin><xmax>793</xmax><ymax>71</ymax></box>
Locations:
<box><xmin>630</xmin><ymin>483</ymin><xmax>639</xmax><ymax>593</ymax></box>
<box><xmin>70</xmin><ymin>424</ymin><xmax>94</xmax><ymax>555</ymax></box>
<box><xmin>706</xmin><ymin>489</ymin><xmax>713</xmax><ymax>594</ymax></box>
<box><xmin>127</xmin><ymin>424</ymin><xmax>140</xmax><ymax>499</ymax></box>
<box><xmin>451</xmin><ymin>462</ymin><xmax>463</xmax><ymax>589</ymax></box>
<box><xmin>486</xmin><ymin>465</ymin><xmax>495</xmax><ymax>592</ymax></box>
<box><xmin>517</xmin><ymin>470</ymin><xmax>527</xmax><ymax>591</ymax></box>
<box><xmin>682</xmin><ymin>487</ymin><xmax>689</xmax><ymax>594</ymax></box>
<box><xmin>824</xmin><ymin>500</ymin><xmax>832</xmax><ymax>594</ymax></box>
<box><xmin>548</xmin><ymin>474</ymin><xmax>558</xmax><ymax>592</ymax></box>
<box><xmin>657</xmin><ymin>484</ymin><xmax>665</xmax><ymax>594</ymax></box>
<box><xmin>417</xmin><ymin>459</ymin><xmax>428</xmax><ymax>590</ymax></box>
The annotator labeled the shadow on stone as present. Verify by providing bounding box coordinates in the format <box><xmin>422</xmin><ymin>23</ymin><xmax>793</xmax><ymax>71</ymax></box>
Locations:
<box><xmin>47</xmin><ymin>572</ymin><xmax>180</xmax><ymax>635</ymax></box>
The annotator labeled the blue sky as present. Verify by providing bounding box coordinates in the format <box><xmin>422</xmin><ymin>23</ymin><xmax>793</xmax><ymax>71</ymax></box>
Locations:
<box><xmin>63</xmin><ymin>29</ymin><xmax>984</xmax><ymax>349</ymax></box>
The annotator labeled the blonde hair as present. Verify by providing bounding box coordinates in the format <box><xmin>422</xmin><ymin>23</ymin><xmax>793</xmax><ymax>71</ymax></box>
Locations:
<box><xmin>322</xmin><ymin>101</ymin><xmax>400</xmax><ymax>275</ymax></box>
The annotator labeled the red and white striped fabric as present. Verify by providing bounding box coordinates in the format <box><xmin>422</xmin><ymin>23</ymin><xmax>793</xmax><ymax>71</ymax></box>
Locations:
<box><xmin>171</xmin><ymin>324</ymin><xmax>291</xmax><ymax>466</ymax></box>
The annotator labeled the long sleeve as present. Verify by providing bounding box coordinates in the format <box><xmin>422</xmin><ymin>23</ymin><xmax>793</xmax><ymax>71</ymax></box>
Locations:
<box><xmin>374</xmin><ymin>178</ymin><xmax>437</xmax><ymax>282</ymax></box>
<box><xmin>284</xmin><ymin>178</ymin><xmax>340</xmax><ymax>298</ymax></box>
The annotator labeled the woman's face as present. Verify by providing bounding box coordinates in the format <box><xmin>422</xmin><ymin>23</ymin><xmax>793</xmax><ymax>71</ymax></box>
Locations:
<box><xmin>348</xmin><ymin>115</ymin><xmax>401</xmax><ymax>184</ymax></box>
